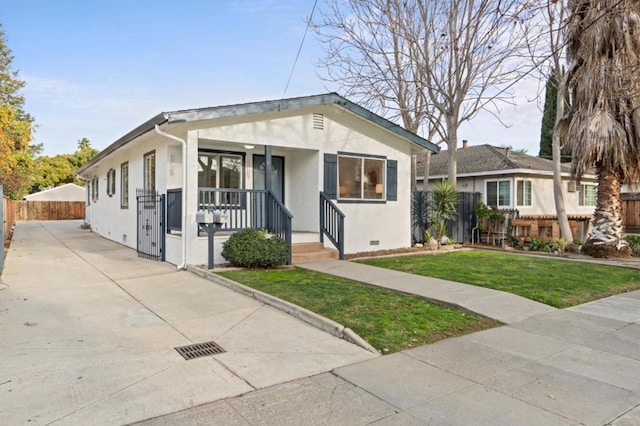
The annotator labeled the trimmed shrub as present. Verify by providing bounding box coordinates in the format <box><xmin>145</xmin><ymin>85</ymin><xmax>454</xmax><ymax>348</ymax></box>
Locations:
<box><xmin>626</xmin><ymin>234</ymin><xmax>640</xmax><ymax>257</ymax></box>
<box><xmin>221</xmin><ymin>228</ymin><xmax>289</xmax><ymax>268</ymax></box>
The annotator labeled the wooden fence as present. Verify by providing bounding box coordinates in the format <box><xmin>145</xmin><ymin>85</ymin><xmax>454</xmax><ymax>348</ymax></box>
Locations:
<box><xmin>3</xmin><ymin>195</ymin><xmax>16</xmax><ymax>246</ymax></box>
<box><xmin>14</xmin><ymin>201</ymin><xmax>85</xmax><ymax>221</ymax></box>
<box><xmin>622</xmin><ymin>193</ymin><xmax>640</xmax><ymax>234</ymax></box>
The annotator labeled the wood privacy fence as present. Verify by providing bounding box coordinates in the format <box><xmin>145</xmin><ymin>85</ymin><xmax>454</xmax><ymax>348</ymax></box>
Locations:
<box><xmin>622</xmin><ymin>193</ymin><xmax>640</xmax><ymax>234</ymax></box>
<box><xmin>3</xmin><ymin>196</ymin><xmax>16</xmax><ymax>245</ymax></box>
<box><xmin>14</xmin><ymin>201</ymin><xmax>85</xmax><ymax>221</ymax></box>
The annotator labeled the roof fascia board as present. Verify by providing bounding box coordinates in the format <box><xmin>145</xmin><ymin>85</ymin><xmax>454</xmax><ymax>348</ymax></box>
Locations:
<box><xmin>420</xmin><ymin>168</ymin><xmax>596</xmax><ymax>180</ymax></box>
<box><xmin>76</xmin><ymin>112</ymin><xmax>167</xmax><ymax>176</ymax></box>
<box><xmin>169</xmin><ymin>93</ymin><xmax>439</xmax><ymax>153</ymax></box>
<box><xmin>77</xmin><ymin>93</ymin><xmax>439</xmax><ymax>177</ymax></box>
<box><xmin>331</xmin><ymin>98</ymin><xmax>439</xmax><ymax>153</ymax></box>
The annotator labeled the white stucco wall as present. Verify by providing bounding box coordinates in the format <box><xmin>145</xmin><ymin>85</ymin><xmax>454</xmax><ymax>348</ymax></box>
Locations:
<box><xmin>195</xmin><ymin>108</ymin><xmax>415</xmax><ymax>255</ymax></box>
<box><xmin>426</xmin><ymin>173</ymin><xmax>596</xmax><ymax>217</ymax></box>
<box><xmin>82</xmin><ymin>105</ymin><xmax>424</xmax><ymax>266</ymax></box>
<box><xmin>82</xmin><ymin>132</ymin><xmax>176</xmax><ymax>255</ymax></box>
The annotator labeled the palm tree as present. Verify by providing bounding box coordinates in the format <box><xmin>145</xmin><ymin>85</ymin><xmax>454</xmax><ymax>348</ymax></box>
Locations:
<box><xmin>560</xmin><ymin>0</ymin><xmax>640</xmax><ymax>257</ymax></box>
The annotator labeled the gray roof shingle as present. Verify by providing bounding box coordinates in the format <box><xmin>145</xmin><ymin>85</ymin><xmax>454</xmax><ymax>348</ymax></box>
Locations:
<box><xmin>418</xmin><ymin>144</ymin><xmax>572</xmax><ymax>177</ymax></box>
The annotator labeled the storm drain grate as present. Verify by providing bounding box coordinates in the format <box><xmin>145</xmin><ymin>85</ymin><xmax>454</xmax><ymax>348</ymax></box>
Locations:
<box><xmin>175</xmin><ymin>341</ymin><xmax>226</xmax><ymax>360</ymax></box>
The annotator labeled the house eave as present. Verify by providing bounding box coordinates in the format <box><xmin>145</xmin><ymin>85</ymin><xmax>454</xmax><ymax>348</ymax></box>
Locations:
<box><xmin>167</xmin><ymin>93</ymin><xmax>439</xmax><ymax>153</ymax></box>
<box><xmin>419</xmin><ymin>168</ymin><xmax>597</xmax><ymax>181</ymax></box>
<box><xmin>76</xmin><ymin>112</ymin><xmax>168</xmax><ymax>176</ymax></box>
<box><xmin>77</xmin><ymin>93</ymin><xmax>439</xmax><ymax>177</ymax></box>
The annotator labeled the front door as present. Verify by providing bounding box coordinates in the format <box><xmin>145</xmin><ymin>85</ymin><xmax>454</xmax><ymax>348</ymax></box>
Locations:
<box><xmin>253</xmin><ymin>155</ymin><xmax>284</xmax><ymax>228</ymax></box>
<box><xmin>253</xmin><ymin>155</ymin><xmax>284</xmax><ymax>202</ymax></box>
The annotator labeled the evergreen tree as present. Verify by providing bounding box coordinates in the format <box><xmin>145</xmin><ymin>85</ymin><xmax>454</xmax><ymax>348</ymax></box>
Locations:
<box><xmin>539</xmin><ymin>69</ymin><xmax>572</xmax><ymax>162</ymax></box>
<box><xmin>539</xmin><ymin>72</ymin><xmax>557</xmax><ymax>160</ymax></box>
<box><xmin>0</xmin><ymin>22</ymin><xmax>34</xmax><ymax>198</ymax></box>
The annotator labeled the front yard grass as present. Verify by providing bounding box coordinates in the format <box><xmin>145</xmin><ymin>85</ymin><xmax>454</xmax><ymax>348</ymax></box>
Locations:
<box><xmin>217</xmin><ymin>268</ymin><xmax>500</xmax><ymax>353</ymax></box>
<box><xmin>358</xmin><ymin>250</ymin><xmax>640</xmax><ymax>308</ymax></box>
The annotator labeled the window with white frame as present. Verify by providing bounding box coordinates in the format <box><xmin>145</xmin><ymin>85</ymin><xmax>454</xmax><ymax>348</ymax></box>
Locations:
<box><xmin>198</xmin><ymin>151</ymin><xmax>244</xmax><ymax>206</ymax></box>
<box><xmin>106</xmin><ymin>168</ymin><xmax>116</xmax><ymax>197</ymax></box>
<box><xmin>198</xmin><ymin>152</ymin><xmax>243</xmax><ymax>189</ymax></box>
<box><xmin>91</xmin><ymin>176</ymin><xmax>99</xmax><ymax>202</ymax></box>
<box><xmin>516</xmin><ymin>180</ymin><xmax>532</xmax><ymax>206</ymax></box>
<box><xmin>485</xmin><ymin>179</ymin><xmax>511</xmax><ymax>208</ymax></box>
<box><xmin>120</xmin><ymin>162</ymin><xmax>129</xmax><ymax>208</ymax></box>
<box><xmin>338</xmin><ymin>154</ymin><xmax>385</xmax><ymax>201</ymax></box>
<box><xmin>579</xmin><ymin>184</ymin><xmax>597</xmax><ymax>206</ymax></box>
<box><xmin>143</xmin><ymin>151</ymin><xmax>156</xmax><ymax>194</ymax></box>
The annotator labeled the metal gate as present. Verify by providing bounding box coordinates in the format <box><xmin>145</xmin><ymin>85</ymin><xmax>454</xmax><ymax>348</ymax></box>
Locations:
<box><xmin>412</xmin><ymin>191</ymin><xmax>481</xmax><ymax>244</ymax></box>
<box><xmin>136</xmin><ymin>189</ymin><xmax>165</xmax><ymax>261</ymax></box>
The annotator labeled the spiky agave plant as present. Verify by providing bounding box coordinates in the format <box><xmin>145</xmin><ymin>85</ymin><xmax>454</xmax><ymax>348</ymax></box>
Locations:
<box><xmin>559</xmin><ymin>0</ymin><xmax>640</xmax><ymax>257</ymax></box>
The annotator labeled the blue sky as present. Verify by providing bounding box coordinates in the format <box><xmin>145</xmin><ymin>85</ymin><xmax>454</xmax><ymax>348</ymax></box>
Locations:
<box><xmin>1</xmin><ymin>0</ymin><xmax>542</xmax><ymax>156</ymax></box>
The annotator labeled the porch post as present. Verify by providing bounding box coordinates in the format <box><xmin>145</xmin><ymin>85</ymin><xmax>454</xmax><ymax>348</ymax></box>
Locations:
<box><xmin>264</xmin><ymin>145</ymin><xmax>272</xmax><ymax>230</ymax></box>
<box><xmin>264</xmin><ymin>145</ymin><xmax>272</xmax><ymax>193</ymax></box>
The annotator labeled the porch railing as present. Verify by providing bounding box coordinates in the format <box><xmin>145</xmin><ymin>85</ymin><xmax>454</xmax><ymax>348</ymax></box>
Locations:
<box><xmin>320</xmin><ymin>191</ymin><xmax>345</xmax><ymax>260</ymax></box>
<box><xmin>198</xmin><ymin>188</ymin><xmax>292</xmax><ymax>263</ymax></box>
<box><xmin>198</xmin><ymin>188</ymin><xmax>265</xmax><ymax>231</ymax></box>
<box><xmin>265</xmin><ymin>190</ymin><xmax>292</xmax><ymax>265</ymax></box>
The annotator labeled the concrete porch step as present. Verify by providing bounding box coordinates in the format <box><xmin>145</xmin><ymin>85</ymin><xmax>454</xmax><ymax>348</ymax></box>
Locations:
<box><xmin>292</xmin><ymin>242</ymin><xmax>339</xmax><ymax>264</ymax></box>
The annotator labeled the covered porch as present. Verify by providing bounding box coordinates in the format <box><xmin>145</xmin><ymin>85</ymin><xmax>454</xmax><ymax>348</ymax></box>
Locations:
<box><xmin>164</xmin><ymin>143</ymin><xmax>343</xmax><ymax>266</ymax></box>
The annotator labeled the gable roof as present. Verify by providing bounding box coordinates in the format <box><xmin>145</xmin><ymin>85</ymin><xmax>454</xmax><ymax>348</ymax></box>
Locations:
<box><xmin>418</xmin><ymin>144</ymin><xmax>573</xmax><ymax>178</ymax></box>
<box><xmin>23</xmin><ymin>183</ymin><xmax>86</xmax><ymax>201</ymax></box>
<box><xmin>77</xmin><ymin>93</ymin><xmax>439</xmax><ymax>176</ymax></box>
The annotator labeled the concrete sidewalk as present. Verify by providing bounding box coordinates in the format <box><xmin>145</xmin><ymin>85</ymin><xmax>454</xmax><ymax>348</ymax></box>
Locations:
<box><xmin>0</xmin><ymin>221</ymin><xmax>376</xmax><ymax>425</ymax></box>
<box><xmin>143</xmin><ymin>260</ymin><xmax>640</xmax><ymax>425</ymax></box>
<box><xmin>300</xmin><ymin>259</ymin><xmax>556</xmax><ymax>324</ymax></box>
<box><xmin>141</xmin><ymin>294</ymin><xmax>640</xmax><ymax>426</ymax></box>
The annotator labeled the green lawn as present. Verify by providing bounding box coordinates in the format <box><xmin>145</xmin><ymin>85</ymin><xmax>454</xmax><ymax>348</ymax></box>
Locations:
<box><xmin>358</xmin><ymin>251</ymin><xmax>640</xmax><ymax>308</ymax></box>
<box><xmin>217</xmin><ymin>268</ymin><xmax>500</xmax><ymax>353</ymax></box>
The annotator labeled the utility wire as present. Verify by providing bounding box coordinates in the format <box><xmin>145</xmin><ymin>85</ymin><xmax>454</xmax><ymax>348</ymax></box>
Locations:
<box><xmin>282</xmin><ymin>0</ymin><xmax>318</xmax><ymax>99</ymax></box>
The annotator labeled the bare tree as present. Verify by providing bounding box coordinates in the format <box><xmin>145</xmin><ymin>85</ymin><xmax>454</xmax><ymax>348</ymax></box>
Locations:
<box><xmin>559</xmin><ymin>0</ymin><xmax>640</xmax><ymax>257</ymax></box>
<box><xmin>314</xmin><ymin>0</ymin><xmax>530</xmax><ymax>186</ymax></box>
<box><xmin>524</xmin><ymin>1</ymin><xmax>574</xmax><ymax>243</ymax></box>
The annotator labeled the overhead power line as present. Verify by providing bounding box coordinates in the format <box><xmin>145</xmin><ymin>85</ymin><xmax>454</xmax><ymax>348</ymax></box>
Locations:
<box><xmin>282</xmin><ymin>0</ymin><xmax>318</xmax><ymax>99</ymax></box>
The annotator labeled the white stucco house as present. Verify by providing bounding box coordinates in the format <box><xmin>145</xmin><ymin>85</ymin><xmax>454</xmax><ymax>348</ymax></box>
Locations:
<box><xmin>23</xmin><ymin>183</ymin><xmax>86</xmax><ymax>202</ymax></box>
<box><xmin>76</xmin><ymin>93</ymin><xmax>439</xmax><ymax>267</ymax></box>
<box><xmin>417</xmin><ymin>143</ymin><xmax>598</xmax><ymax>242</ymax></box>
<box><xmin>418</xmin><ymin>143</ymin><xmax>597</xmax><ymax>218</ymax></box>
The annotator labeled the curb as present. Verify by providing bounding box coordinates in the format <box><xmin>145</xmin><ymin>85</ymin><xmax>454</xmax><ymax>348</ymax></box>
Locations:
<box><xmin>186</xmin><ymin>265</ymin><xmax>380</xmax><ymax>355</ymax></box>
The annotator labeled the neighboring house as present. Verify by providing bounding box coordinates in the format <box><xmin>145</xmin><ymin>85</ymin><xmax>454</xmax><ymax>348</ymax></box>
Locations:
<box><xmin>76</xmin><ymin>93</ymin><xmax>438</xmax><ymax>266</ymax></box>
<box><xmin>417</xmin><ymin>143</ymin><xmax>597</xmax><ymax>242</ymax></box>
<box><xmin>23</xmin><ymin>183</ymin><xmax>86</xmax><ymax>202</ymax></box>
<box><xmin>418</xmin><ymin>143</ymin><xmax>597</xmax><ymax>217</ymax></box>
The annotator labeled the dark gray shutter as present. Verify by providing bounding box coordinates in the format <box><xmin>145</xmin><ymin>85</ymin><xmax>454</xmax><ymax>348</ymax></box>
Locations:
<box><xmin>387</xmin><ymin>159</ymin><xmax>398</xmax><ymax>201</ymax></box>
<box><xmin>324</xmin><ymin>153</ymin><xmax>337</xmax><ymax>199</ymax></box>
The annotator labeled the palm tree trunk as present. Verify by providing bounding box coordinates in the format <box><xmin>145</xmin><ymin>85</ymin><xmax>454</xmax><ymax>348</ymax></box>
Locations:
<box><xmin>583</xmin><ymin>165</ymin><xmax>630</xmax><ymax>258</ymax></box>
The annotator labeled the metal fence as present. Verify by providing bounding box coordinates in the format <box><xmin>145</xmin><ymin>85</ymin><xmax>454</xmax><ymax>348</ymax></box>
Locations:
<box><xmin>136</xmin><ymin>189</ymin><xmax>165</xmax><ymax>261</ymax></box>
<box><xmin>412</xmin><ymin>191</ymin><xmax>481</xmax><ymax>244</ymax></box>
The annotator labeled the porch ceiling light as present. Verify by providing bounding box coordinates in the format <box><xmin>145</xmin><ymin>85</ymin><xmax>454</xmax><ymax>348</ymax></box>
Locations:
<box><xmin>244</xmin><ymin>144</ymin><xmax>255</xmax><ymax>150</ymax></box>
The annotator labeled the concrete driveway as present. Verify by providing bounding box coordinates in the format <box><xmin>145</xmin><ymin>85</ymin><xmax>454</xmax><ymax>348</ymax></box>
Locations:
<box><xmin>3</xmin><ymin>221</ymin><xmax>640</xmax><ymax>425</ymax></box>
<box><xmin>0</xmin><ymin>221</ymin><xmax>376</xmax><ymax>425</ymax></box>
